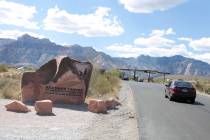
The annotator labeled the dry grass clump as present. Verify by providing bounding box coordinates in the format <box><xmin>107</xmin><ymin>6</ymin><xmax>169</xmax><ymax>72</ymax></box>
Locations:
<box><xmin>194</xmin><ymin>80</ymin><xmax>210</xmax><ymax>95</ymax></box>
<box><xmin>0</xmin><ymin>64</ymin><xmax>8</xmax><ymax>72</ymax></box>
<box><xmin>0</xmin><ymin>74</ymin><xmax>21</xmax><ymax>99</ymax></box>
<box><xmin>87</xmin><ymin>69</ymin><xmax>121</xmax><ymax>99</ymax></box>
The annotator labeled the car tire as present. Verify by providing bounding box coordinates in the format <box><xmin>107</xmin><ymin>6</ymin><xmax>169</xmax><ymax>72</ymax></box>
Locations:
<box><xmin>169</xmin><ymin>94</ymin><xmax>173</xmax><ymax>101</ymax></box>
<box><xmin>190</xmin><ymin>99</ymin><xmax>195</xmax><ymax>104</ymax></box>
<box><xmin>165</xmin><ymin>94</ymin><xmax>168</xmax><ymax>98</ymax></box>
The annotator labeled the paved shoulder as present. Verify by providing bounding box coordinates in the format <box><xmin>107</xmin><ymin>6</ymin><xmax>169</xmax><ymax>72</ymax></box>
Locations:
<box><xmin>128</xmin><ymin>81</ymin><xmax>210</xmax><ymax>140</ymax></box>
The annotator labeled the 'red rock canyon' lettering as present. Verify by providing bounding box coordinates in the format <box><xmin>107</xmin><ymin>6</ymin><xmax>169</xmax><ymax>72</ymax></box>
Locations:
<box><xmin>21</xmin><ymin>56</ymin><xmax>92</xmax><ymax>104</ymax></box>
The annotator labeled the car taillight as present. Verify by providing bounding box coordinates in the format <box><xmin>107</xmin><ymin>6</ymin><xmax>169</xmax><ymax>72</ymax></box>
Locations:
<box><xmin>170</xmin><ymin>88</ymin><xmax>177</xmax><ymax>93</ymax></box>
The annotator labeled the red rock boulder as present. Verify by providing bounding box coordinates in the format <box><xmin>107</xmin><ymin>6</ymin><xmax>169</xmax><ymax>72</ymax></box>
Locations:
<box><xmin>88</xmin><ymin>99</ymin><xmax>107</xmax><ymax>113</ymax></box>
<box><xmin>35</xmin><ymin>100</ymin><xmax>53</xmax><ymax>115</ymax></box>
<box><xmin>5</xmin><ymin>100</ymin><xmax>30</xmax><ymax>113</ymax></box>
<box><xmin>105</xmin><ymin>98</ymin><xmax>121</xmax><ymax>110</ymax></box>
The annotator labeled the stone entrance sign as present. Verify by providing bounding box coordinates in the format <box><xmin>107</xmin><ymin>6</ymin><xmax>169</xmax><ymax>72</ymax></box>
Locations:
<box><xmin>21</xmin><ymin>56</ymin><xmax>93</xmax><ymax>104</ymax></box>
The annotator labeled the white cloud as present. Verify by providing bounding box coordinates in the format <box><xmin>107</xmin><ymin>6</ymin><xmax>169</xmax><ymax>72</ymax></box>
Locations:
<box><xmin>150</xmin><ymin>28</ymin><xmax>175</xmax><ymax>36</ymax></box>
<box><xmin>0</xmin><ymin>29</ymin><xmax>45</xmax><ymax>39</ymax></box>
<box><xmin>189</xmin><ymin>37</ymin><xmax>210</xmax><ymax>52</ymax></box>
<box><xmin>134</xmin><ymin>28</ymin><xmax>175</xmax><ymax>48</ymax></box>
<box><xmin>0</xmin><ymin>0</ymin><xmax>38</xmax><ymax>29</ymax></box>
<box><xmin>119</xmin><ymin>0</ymin><xmax>186</xmax><ymax>13</ymax></box>
<box><xmin>106</xmin><ymin>43</ymin><xmax>188</xmax><ymax>58</ymax></box>
<box><xmin>105</xmin><ymin>28</ymin><xmax>189</xmax><ymax>59</ymax></box>
<box><xmin>193</xmin><ymin>53</ymin><xmax>210</xmax><ymax>64</ymax></box>
<box><xmin>43</xmin><ymin>6</ymin><xmax>124</xmax><ymax>37</ymax></box>
<box><xmin>105</xmin><ymin>28</ymin><xmax>210</xmax><ymax>64</ymax></box>
<box><xmin>106</xmin><ymin>44</ymin><xmax>141</xmax><ymax>57</ymax></box>
<box><xmin>178</xmin><ymin>37</ymin><xmax>192</xmax><ymax>42</ymax></box>
<box><xmin>179</xmin><ymin>37</ymin><xmax>210</xmax><ymax>52</ymax></box>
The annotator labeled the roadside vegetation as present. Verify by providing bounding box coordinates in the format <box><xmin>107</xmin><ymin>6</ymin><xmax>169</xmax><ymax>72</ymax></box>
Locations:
<box><xmin>0</xmin><ymin>65</ymin><xmax>36</xmax><ymax>100</ymax></box>
<box><xmin>0</xmin><ymin>65</ymin><xmax>22</xmax><ymax>99</ymax></box>
<box><xmin>0</xmin><ymin>74</ymin><xmax>21</xmax><ymax>99</ymax></box>
<box><xmin>154</xmin><ymin>75</ymin><xmax>210</xmax><ymax>95</ymax></box>
<box><xmin>0</xmin><ymin>64</ymin><xmax>122</xmax><ymax>100</ymax></box>
<box><xmin>0</xmin><ymin>64</ymin><xmax>8</xmax><ymax>72</ymax></box>
<box><xmin>194</xmin><ymin>80</ymin><xmax>210</xmax><ymax>95</ymax></box>
<box><xmin>87</xmin><ymin>69</ymin><xmax>121</xmax><ymax>99</ymax></box>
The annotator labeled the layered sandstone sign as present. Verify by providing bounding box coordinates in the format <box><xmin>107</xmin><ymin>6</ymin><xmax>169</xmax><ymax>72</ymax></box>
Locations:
<box><xmin>21</xmin><ymin>56</ymin><xmax>93</xmax><ymax>104</ymax></box>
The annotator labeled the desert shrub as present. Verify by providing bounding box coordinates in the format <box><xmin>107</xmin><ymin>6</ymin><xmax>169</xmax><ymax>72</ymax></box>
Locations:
<box><xmin>154</xmin><ymin>78</ymin><xmax>165</xmax><ymax>84</ymax></box>
<box><xmin>105</xmin><ymin>69</ymin><xmax>122</xmax><ymax>77</ymax></box>
<box><xmin>0</xmin><ymin>76</ymin><xmax>21</xmax><ymax>100</ymax></box>
<box><xmin>193</xmin><ymin>80</ymin><xmax>210</xmax><ymax>94</ymax></box>
<box><xmin>205</xmin><ymin>88</ymin><xmax>210</xmax><ymax>94</ymax></box>
<box><xmin>0</xmin><ymin>64</ymin><xmax>8</xmax><ymax>72</ymax></box>
<box><xmin>195</xmin><ymin>81</ymin><xmax>204</xmax><ymax>91</ymax></box>
<box><xmin>105</xmin><ymin>69</ymin><xmax>121</xmax><ymax>90</ymax></box>
<box><xmin>87</xmin><ymin>69</ymin><xmax>121</xmax><ymax>98</ymax></box>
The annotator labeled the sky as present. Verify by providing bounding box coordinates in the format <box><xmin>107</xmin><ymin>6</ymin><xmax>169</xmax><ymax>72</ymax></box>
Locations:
<box><xmin>0</xmin><ymin>0</ymin><xmax>210</xmax><ymax>63</ymax></box>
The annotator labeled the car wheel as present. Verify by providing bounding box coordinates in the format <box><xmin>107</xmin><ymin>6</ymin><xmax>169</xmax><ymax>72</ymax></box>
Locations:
<box><xmin>190</xmin><ymin>99</ymin><xmax>195</xmax><ymax>104</ymax></box>
<box><xmin>169</xmin><ymin>94</ymin><xmax>173</xmax><ymax>101</ymax></box>
<box><xmin>165</xmin><ymin>94</ymin><xmax>168</xmax><ymax>98</ymax></box>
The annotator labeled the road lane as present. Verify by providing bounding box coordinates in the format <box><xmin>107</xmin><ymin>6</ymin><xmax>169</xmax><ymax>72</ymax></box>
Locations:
<box><xmin>128</xmin><ymin>81</ymin><xmax>210</xmax><ymax>140</ymax></box>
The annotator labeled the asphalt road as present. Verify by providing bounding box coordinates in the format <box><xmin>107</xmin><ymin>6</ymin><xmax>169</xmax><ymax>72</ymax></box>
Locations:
<box><xmin>128</xmin><ymin>81</ymin><xmax>210</xmax><ymax>140</ymax></box>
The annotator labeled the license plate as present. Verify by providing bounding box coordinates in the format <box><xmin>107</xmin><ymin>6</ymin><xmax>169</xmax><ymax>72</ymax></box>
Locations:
<box><xmin>182</xmin><ymin>89</ymin><xmax>188</xmax><ymax>92</ymax></box>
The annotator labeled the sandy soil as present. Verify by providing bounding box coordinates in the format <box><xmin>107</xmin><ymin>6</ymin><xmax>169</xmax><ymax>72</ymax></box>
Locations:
<box><xmin>0</xmin><ymin>82</ymin><xmax>139</xmax><ymax>140</ymax></box>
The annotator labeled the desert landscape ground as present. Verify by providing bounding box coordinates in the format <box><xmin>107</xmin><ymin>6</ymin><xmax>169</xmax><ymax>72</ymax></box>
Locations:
<box><xmin>1</xmin><ymin>1</ymin><xmax>210</xmax><ymax>140</ymax></box>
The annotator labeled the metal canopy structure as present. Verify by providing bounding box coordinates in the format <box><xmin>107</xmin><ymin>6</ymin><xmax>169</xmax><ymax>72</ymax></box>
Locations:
<box><xmin>118</xmin><ymin>68</ymin><xmax>170</xmax><ymax>82</ymax></box>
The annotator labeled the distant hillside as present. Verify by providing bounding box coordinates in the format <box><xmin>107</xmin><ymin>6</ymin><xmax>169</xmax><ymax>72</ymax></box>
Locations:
<box><xmin>0</xmin><ymin>34</ymin><xmax>116</xmax><ymax>68</ymax></box>
<box><xmin>136</xmin><ymin>55</ymin><xmax>210</xmax><ymax>76</ymax></box>
<box><xmin>0</xmin><ymin>34</ymin><xmax>210</xmax><ymax>76</ymax></box>
<box><xmin>0</xmin><ymin>38</ymin><xmax>15</xmax><ymax>50</ymax></box>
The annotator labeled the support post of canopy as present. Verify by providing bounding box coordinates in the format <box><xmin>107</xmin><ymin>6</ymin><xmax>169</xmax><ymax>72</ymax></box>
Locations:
<box><xmin>148</xmin><ymin>72</ymin><xmax>151</xmax><ymax>82</ymax></box>
<box><xmin>134</xmin><ymin>69</ymin><xmax>136</xmax><ymax>81</ymax></box>
<box><xmin>163</xmin><ymin>73</ymin><xmax>166</xmax><ymax>83</ymax></box>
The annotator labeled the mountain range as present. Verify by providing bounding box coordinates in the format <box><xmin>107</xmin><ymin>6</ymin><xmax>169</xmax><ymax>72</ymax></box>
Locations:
<box><xmin>0</xmin><ymin>34</ymin><xmax>210</xmax><ymax>76</ymax></box>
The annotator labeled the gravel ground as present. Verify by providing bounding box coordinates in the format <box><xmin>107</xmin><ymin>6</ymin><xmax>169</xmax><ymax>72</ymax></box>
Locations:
<box><xmin>0</xmin><ymin>82</ymin><xmax>139</xmax><ymax>140</ymax></box>
<box><xmin>85</xmin><ymin>82</ymin><xmax>139</xmax><ymax>140</ymax></box>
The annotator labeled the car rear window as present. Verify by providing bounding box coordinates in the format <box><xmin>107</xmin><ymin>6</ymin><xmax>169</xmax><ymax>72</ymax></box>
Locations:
<box><xmin>174</xmin><ymin>81</ymin><xmax>193</xmax><ymax>88</ymax></box>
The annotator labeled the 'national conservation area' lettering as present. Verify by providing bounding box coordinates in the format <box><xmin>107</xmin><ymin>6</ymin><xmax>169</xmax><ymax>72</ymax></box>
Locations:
<box><xmin>46</xmin><ymin>86</ymin><xmax>83</xmax><ymax>96</ymax></box>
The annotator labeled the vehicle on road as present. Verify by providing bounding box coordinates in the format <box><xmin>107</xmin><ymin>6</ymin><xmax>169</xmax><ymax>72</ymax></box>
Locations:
<box><xmin>138</xmin><ymin>77</ymin><xmax>144</xmax><ymax>82</ymax></box>
<box><xmin>165</xmin><ymin>80</ymin><xmax>196</xmax><ymax>103</ymax></box>
<box><xmin>122</xmin><ymin>74</ymin><xmax>129</xmax><ymax>80</ymax></box>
